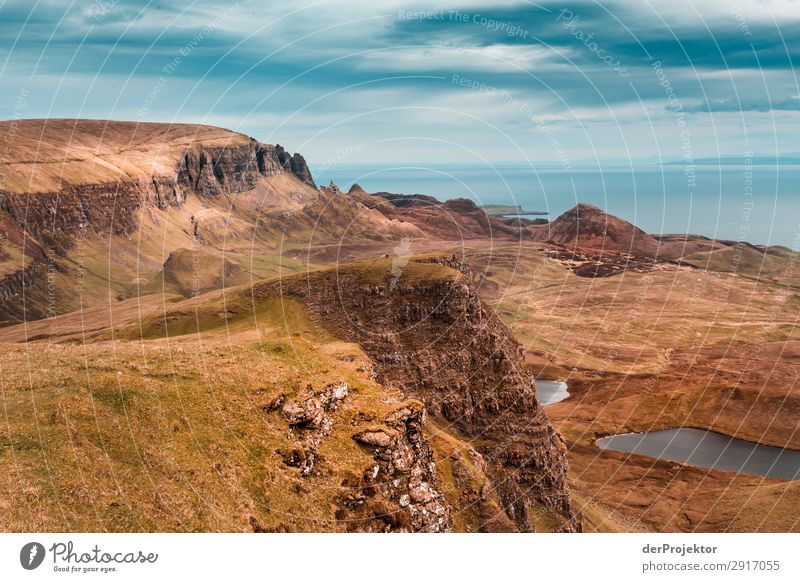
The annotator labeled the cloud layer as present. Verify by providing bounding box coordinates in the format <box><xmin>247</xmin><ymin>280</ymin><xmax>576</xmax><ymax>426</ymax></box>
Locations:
<box><xmin>1</xmin><ymin>0</ymin><xmax>797</xmax><ymax>164</ymax></box>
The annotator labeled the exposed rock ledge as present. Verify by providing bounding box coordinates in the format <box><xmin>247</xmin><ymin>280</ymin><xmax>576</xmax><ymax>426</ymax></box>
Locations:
<box><xmin>176</xmin><ymin>140</ymin><xmax>315</xmax><ymax>200</ymax></box>
<box><xmin>0</xmin><ymin>123</ymin><xmax>315</xmax><ymax>323</ymax></box>
<box><xmin>346</xmin><ymin>400</ymin><xmax>453</xmax><ymax>532</ymax></box>
<box><xmin>251</xmin><ymin>255</ymin><xmax>581</xmax><ymax>532</ymax></box>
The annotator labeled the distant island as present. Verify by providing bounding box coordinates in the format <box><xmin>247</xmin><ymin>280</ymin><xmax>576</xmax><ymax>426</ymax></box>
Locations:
<box><xmin>664</xmin><ymin>156</ymin><xmax>800</xmax><ymax>166</ymax></box>
<box><xmin>480</xmin><ymin>204</ymin><xmax>548</xmax><ymax>217</ymax></box>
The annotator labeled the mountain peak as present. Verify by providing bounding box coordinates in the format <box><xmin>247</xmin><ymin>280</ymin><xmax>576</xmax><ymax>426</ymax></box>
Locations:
<box><xmin>567</xmin><ymin>202</ymin><xmax>604</xmax><ymax>214</ymax></box>
<box><xmin>536</xmin><ymin>202</ymin><xmax>660</xmax><ymax>255</ymax></box>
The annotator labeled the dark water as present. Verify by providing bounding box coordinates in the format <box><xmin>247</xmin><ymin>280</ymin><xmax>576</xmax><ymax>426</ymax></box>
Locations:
<box><xmin>597</xmin><ymin>428</ymin><xmax>800</xmax><ymax>480</ymax></box>
<box><xmin>313</xmin><ymin>163</ymin><xmax>800</xmax><ymax>247</ymax></box>
<box><xmin>536</xmin><ymin>380</ymin><xmax>569</xmax><ymax>405</ymax></box>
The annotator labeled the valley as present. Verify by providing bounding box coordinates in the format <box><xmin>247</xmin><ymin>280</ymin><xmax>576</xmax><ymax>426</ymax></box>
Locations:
<box><xmin>1</xmin><ymin>119</ymin><xmax>798</xmax><ymax>533</ymax></box>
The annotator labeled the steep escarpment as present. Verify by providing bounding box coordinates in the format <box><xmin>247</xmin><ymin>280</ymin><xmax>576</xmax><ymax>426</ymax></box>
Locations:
<box><xmin>249</xmin><ymin>256</ymin><xmax>580</xmax><ymax>532</ymax></box>
<box><xmin>0</xmin><ymin>119</ymin><xmax>314</xmax><ymax>194</ymax></box>
<box><xmin>0</xmin><ymin>119</ymin><xmax>315</xmax><ymax>324</ymax></box>
<box><xmin>0</xmin><ymin>120</ymin><xmax>314</xmax><ymax>237</ymax></box>
<box><xmin>176</xmin><ymin>140</ymin><xmax>315</xmax><ymax>198</ymax></box>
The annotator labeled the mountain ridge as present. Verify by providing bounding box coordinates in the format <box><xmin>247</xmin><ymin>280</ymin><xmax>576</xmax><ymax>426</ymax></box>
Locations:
<box><xmin>0</xmin><ymin>119</ymin><xmax>320</xmax><ymax>324</ymax></box>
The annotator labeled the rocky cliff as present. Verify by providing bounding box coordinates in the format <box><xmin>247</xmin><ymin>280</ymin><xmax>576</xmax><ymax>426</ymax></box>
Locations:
<box><xmin>176</xmin><ymin>140</ymin><xmax>315</xmax><ymax>199</ymax></box>
<box><xmin>250</xmin><ymin>255</ymin><xmax>580</xmax><ymax>532</ymax></box>
<box><xmin>0</xmin><ymin>120</ymin><xmax>315</xmax><ymax>324</ymax></box>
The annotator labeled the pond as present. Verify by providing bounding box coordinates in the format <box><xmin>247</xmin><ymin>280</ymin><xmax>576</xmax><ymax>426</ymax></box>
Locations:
<box><xmin>536</xmin><ymin>380</ymin><xmax>570</xmax><ymax>405</ymax></box>
<box><xmin>597</xmin><ymin>428</ymin><xmax>800</xmax><ymax>480</ymax></box>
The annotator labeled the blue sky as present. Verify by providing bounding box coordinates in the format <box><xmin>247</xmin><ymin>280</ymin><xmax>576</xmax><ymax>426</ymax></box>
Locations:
<box><xmin>1</xmin><ymin>0</ymin><xmax>798</xmax><ymax>165</ymax></box>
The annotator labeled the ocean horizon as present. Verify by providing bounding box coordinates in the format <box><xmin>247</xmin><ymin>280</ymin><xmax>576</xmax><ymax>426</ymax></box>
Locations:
<box><xmin>313</xmin><ymin>162</ymin><xmax>800</xmax><ymax>248</ymax></box>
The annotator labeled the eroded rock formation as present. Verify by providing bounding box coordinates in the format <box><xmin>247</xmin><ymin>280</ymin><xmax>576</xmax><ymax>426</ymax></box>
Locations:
<box><xmin>344</xmin><ymin>400</ymin><xmax>453</xmax><ymax>532</ymax></box>
<box><xmin>251</xmin><ymin>255</ymin><xmax>580</xmax><ymax>532</ymax></box>
<box><xmin>277</xmin><ymin>382</ymin><xmax>349</xmax><ymax>476</ymax></box>
<box><xmin>176</xmin><ymin>141</ymin><xmax>315</xmax><ymax>198</ymax></box>
<box><xmin>0</xmin><ymin>120</ymin><xmax>315</xmax><ymax>324</ymax></box>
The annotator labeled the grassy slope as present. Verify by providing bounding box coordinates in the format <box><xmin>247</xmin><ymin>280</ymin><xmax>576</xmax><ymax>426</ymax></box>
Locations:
<box><xmin>681</xmin><ymin>244</ymin><xmax>800</xmax><ymax>287</ymax></box>
<box><xmin>0</xmin><ymin>258</ymin><xmax>494</xmax><ymax>532</ymax></box>
<box><xmin>0</xmin><ymin>293</ymin><xmax>402</xmax><ymax>531</ymax></box>
<box><xmin>0</xmin><ymin>119</ymin><xmax>251</xmax><ymax>193</ymax></box>
<box><xmin>139</xmin><ymin>247</ymin><xmax>252</xmax><ymax>298</ymax></box>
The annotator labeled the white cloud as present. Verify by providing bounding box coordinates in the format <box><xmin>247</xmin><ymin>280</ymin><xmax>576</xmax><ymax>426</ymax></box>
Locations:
<box><xmin>356</xmin><ymin>43</ymin><xmax>569</xmax><ymax>74</ymax></box>
<box><xmin>629</xmin><ymin>0</ymin><xmax>800</xmax><ymax>26</ymax></box>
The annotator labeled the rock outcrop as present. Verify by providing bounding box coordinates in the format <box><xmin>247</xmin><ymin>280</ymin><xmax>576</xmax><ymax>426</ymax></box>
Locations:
<box><xmin>176</xmin><ymin>140</ymin><xmax>315</xmax><ymax>198</ymax></box>
<box><xmin>344</xmin><ymin>400</ymin><xmax>453</xmax><ymax>532</ymax></box>
<box><xmin>272</xmin><ymin>144</ymin><xmax>316</xmax><ymax>188</ymax></box>
<box><xmin>277</xmin><ymin>382</ymin><xmax>349</xmax><ymax>477</ymax></box>
<box><xmin>264</xmin><ymin>382</ymin><xmax>453</xmax><ymax>532</ymax></box>
<box><xmin>251</xmin><ymin>255</ymin><xmax>580</xmax><ymax>532</ymax></box>
<box><xmin>0</xmin><ymin>120</ymin><xmax>316</xmax><ymax>324</ymax></box>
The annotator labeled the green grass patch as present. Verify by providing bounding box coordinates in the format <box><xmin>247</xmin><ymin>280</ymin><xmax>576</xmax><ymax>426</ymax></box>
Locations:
<box><xmin>254</xmin><ymin>341</ymin><xmax>292</xmax><ymax>356</ymax></box>
<box><xmin>90</xmin><ymin>385</ymin><xmax>135</xmax><ymax>412</ymax></box>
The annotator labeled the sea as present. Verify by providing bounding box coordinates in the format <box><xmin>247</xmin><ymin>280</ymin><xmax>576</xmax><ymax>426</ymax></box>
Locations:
<box><xmin>311</xmin><ymin>162</ymin><xmax>800</xmax><ymax>248</ymax></box>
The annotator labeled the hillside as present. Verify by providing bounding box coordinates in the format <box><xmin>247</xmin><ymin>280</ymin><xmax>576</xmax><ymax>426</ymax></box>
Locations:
<box><xmin>0</xmin><ymin>255</ymin><xmax>577</xmax><ymax>532</ymax></box>
<box><xmin>0</xmin><ymin>120</ymin><xmax>539</xmax><ymax>328</ymax></box>
<box><xmin>529</xmin><ymin>203</ymin><xmax>661</xmax><ymax>255</ymax></box>
<box><xmin>526</xmin><ymin>203</ymin><xmax>742</xmax><ymax>276</ymax></box>
<box><xmin>0</xmin><ymin>119</ymin><xmax>250</xmax><ymax>193</ymax></box>
<box><xmin>360</xmin><ymin>186</ymin><xmax>530</xmax><ymax>240</ymax></box>
<box><xmin>140</xmin><ymin>247</ymin><xmax>252</xmax><ymax>298</ymax></box>
<box><xmin>680</xmin><ymin>243</ymin><xmax>800</xmax><ymax>287</ymax></box>
<box><xmin>0</xmin><ymin>120</ymin><xmax>455</xmax><ymax>326</ymax></box>
<box><xmin>3</xmin><ymin>118</ymin><xmax>800</xmax><ymax>534</ymax></box>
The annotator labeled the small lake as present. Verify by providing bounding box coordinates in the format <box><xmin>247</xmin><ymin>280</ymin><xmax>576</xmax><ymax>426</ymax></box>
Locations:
<box><xmin>536</xmin><ymin>380</ymin><xmax>570</xmax><ymax>405</ymax></box>
<box><xmin>597</xmin><ymin>428</ymin><xmax>800</xmax><ymax>480</ymax></box>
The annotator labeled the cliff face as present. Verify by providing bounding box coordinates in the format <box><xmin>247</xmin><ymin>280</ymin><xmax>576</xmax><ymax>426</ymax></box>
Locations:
<box><xmin>0</xmin><ymin>120</ymin><xmax>315</xmax><ymax>324</ymax></box>
<box><xmin>176</xmin><ymin>141</ymin><xmax>315</xmax><ymax>198</ymax></box>
<box><xmin>251</xmin><ymin>256</ymin><xmax>580</xmax><ymax>532</ymax></box>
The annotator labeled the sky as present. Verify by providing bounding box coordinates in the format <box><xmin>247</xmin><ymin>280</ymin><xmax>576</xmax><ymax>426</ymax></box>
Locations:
<box><xmin>1</xmin><ymin>0</ymin><xmax>799</xmax><ymax>166</ymax></box>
